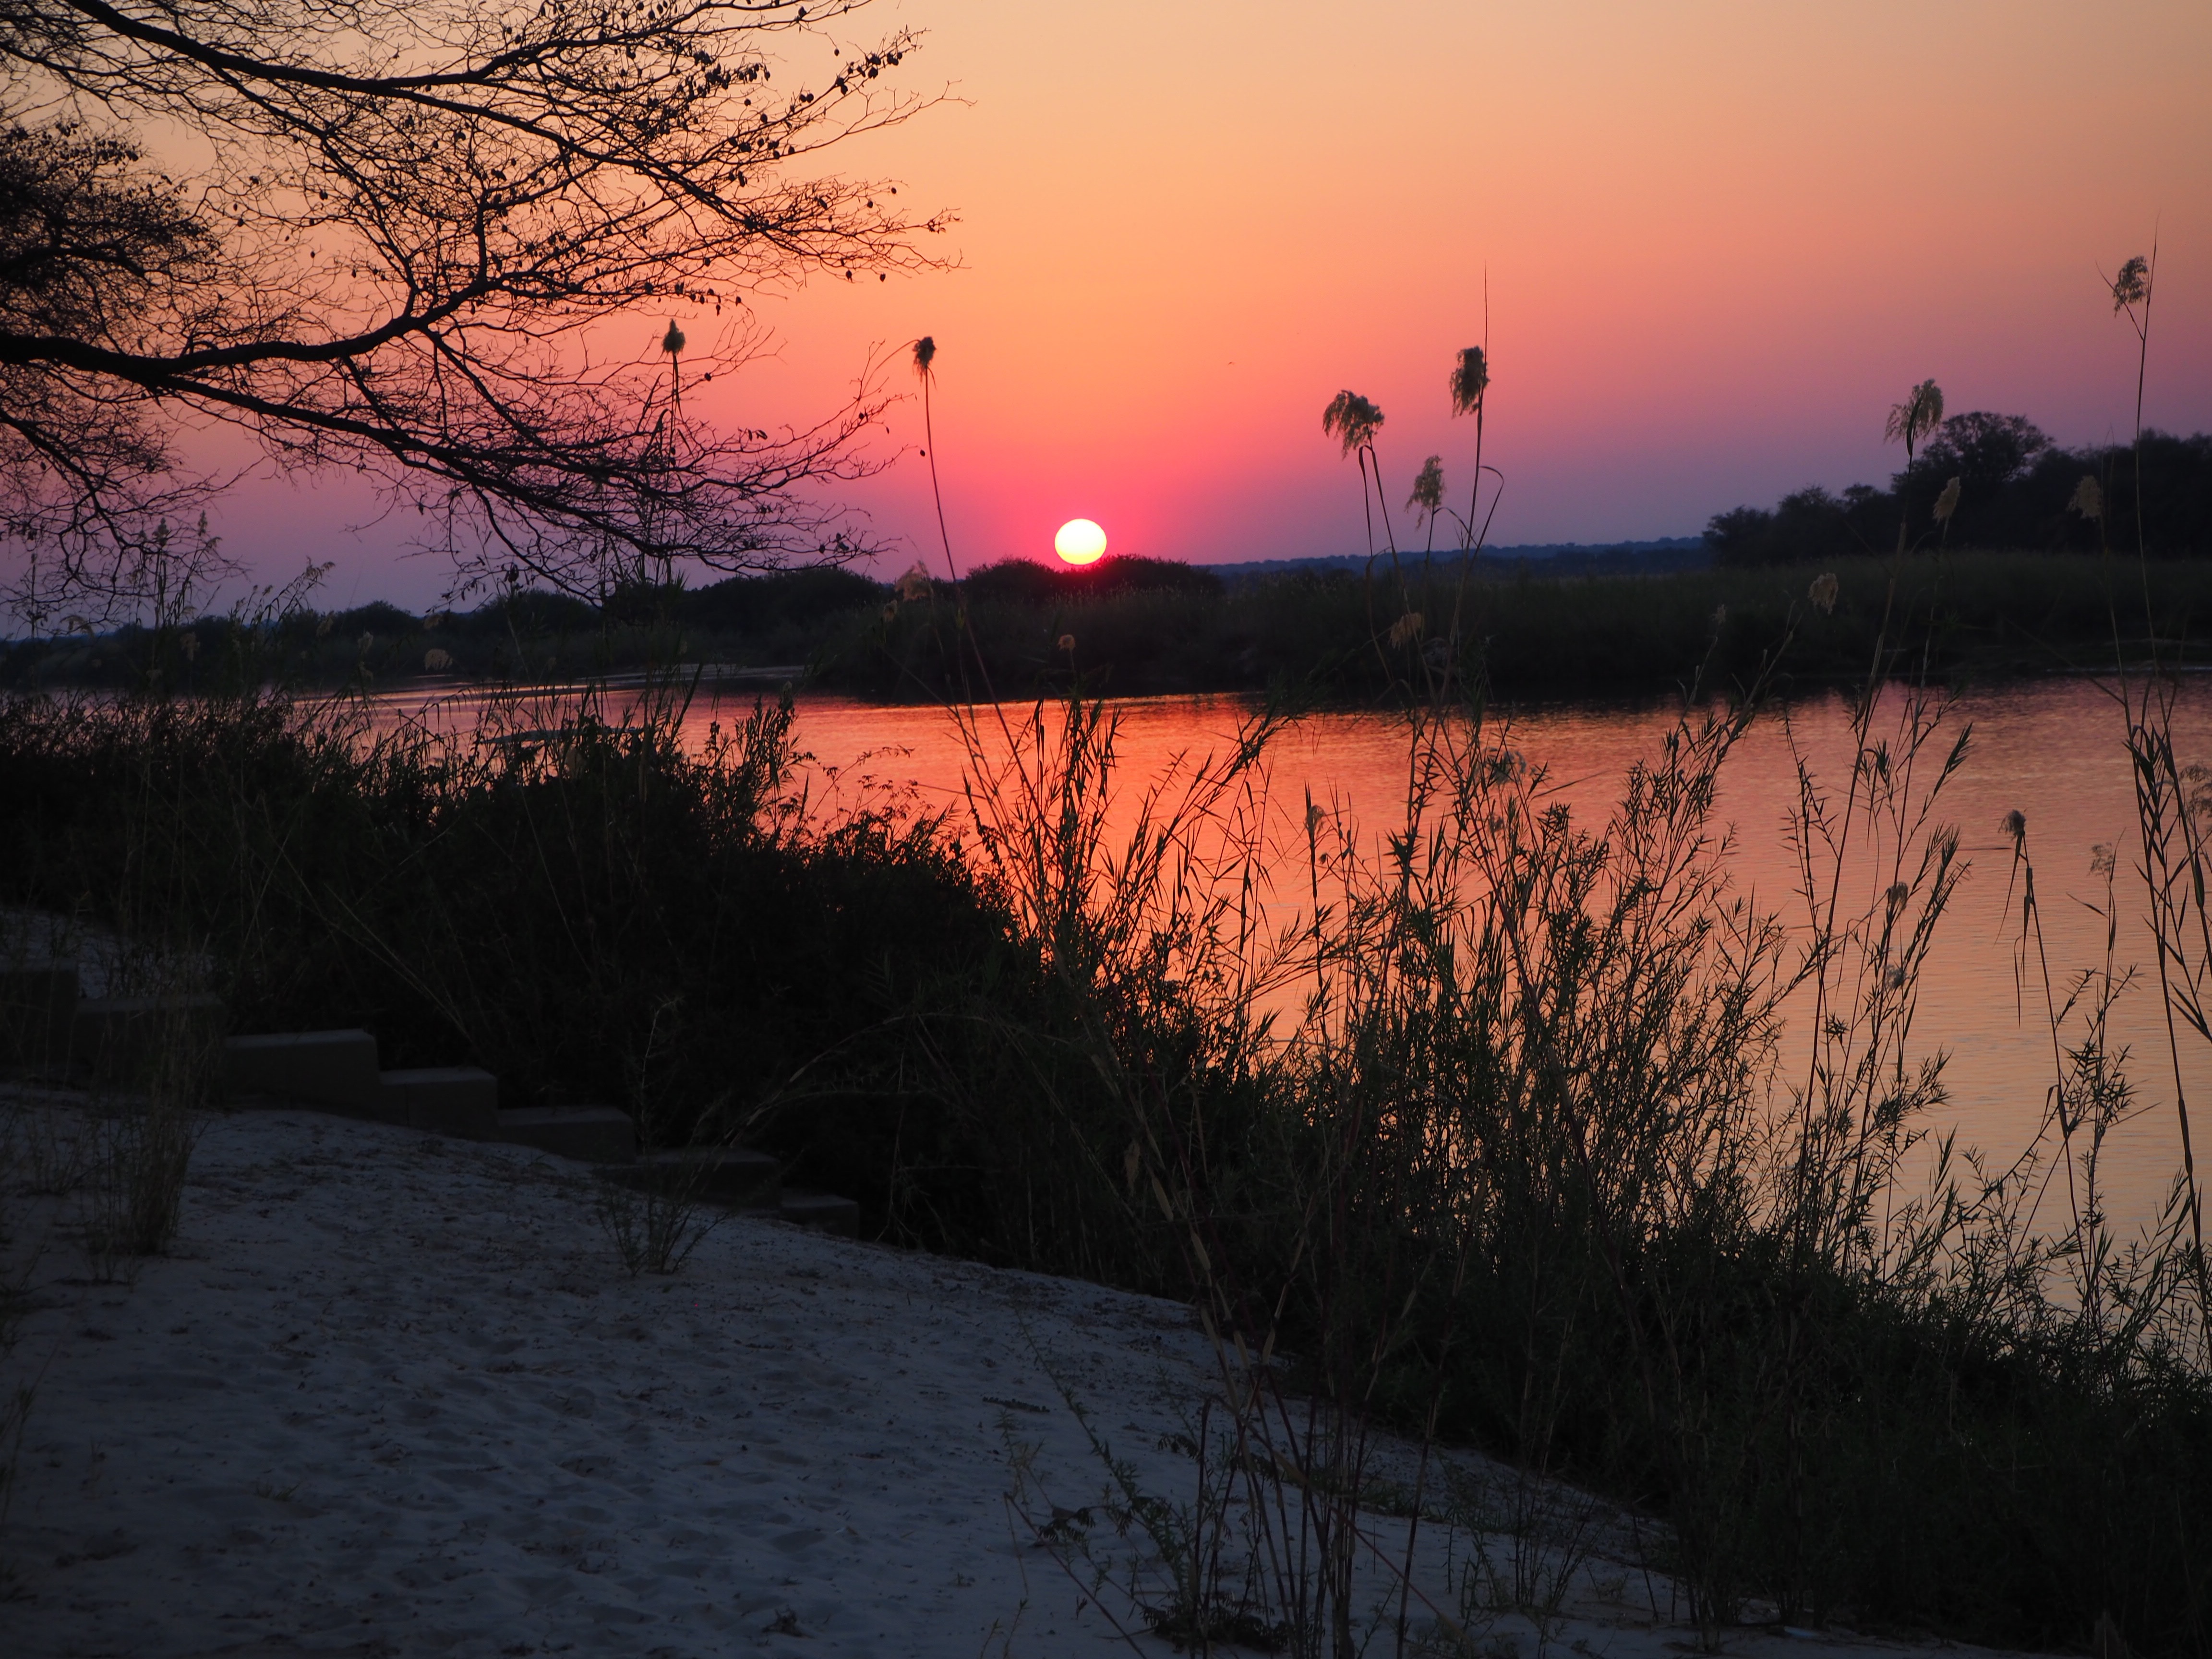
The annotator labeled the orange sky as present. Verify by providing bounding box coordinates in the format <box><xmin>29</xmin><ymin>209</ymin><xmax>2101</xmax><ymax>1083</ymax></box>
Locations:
<box><xmin>222</xmin><ymin>0</ymin><xmax>2212</xmax><ymax>603</ymax></box>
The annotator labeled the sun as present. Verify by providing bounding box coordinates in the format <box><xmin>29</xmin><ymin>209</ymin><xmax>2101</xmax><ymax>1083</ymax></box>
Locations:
<box><xmin>1054</xmin><ymin>518</ymin><xmax>1107</xmax><ymax>566</ymax></box>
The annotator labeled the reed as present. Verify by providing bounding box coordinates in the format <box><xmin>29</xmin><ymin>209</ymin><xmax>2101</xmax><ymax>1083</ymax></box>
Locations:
<box><xmin>938</xmin><ymin>666</ymin><xmax>2209</xmax><ymax>1655</ymax></box>
<box><xmin>594</xmin><ymin>1002</ymin><xmax>727</xmax><ymax>1276</ymax></box>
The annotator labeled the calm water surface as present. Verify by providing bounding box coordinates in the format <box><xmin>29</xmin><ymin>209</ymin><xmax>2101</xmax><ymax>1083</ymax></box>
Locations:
<box><xmin>376</xmin><ymin>675</ymin><xmax>2212</xmax><ymax>1237</ymax></box>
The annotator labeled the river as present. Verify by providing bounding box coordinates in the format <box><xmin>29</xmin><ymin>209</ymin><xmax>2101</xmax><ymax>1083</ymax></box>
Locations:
<box><xmin>376</xmin><ymin>673</ymin><xmax>2212</xmax><ymax>1241</ymax></box>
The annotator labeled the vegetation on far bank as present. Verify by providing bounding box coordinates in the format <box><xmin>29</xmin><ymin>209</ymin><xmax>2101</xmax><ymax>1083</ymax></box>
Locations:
<box><xmin>1707</xmin><ymin>419</ymin><xmax>2212</xmax><ymax>566</ymax></box>
<box><xmin>9</xmin><ymin>547</ymin><xmax>2212</xmax><ymax>705</ymax></box>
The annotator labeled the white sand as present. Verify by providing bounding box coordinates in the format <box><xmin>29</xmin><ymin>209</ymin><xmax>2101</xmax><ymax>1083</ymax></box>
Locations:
<box><xmin>2</xmin><ymin>1101</ymin><xmax>2050</xmax><ymax>1659</ymax></box>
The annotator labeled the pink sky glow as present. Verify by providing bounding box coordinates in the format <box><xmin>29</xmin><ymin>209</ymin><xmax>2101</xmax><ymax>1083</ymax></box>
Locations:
<box><xmin>197</xmin><ymin>0</ymin><xmax>2212</xmax><ymax>609</ymax></box>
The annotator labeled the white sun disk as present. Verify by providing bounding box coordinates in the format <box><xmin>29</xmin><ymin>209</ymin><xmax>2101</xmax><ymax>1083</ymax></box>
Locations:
<box><xmin>1055</xmin><ymin>518</ymin><xmax>1107</xmax><ymax>566</ymax></box>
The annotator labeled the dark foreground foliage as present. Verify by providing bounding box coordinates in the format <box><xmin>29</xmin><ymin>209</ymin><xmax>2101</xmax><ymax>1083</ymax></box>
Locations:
<box><xmin>0</xmin><ymin>686</ymin><xmax>1033</xmax><ymax>1203</ymax></box>
<box><xmin>2</xmin><ymin>674</ymin><xmax>2208</xmax><ymax>1657</ymax></box>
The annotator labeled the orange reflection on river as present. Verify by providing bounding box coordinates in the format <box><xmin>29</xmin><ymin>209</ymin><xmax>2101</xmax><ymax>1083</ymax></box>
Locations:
<box><xmin>367</xmin><ymin>674</ymin><xmax>2212</xmax><ymax>1237</ymax></box>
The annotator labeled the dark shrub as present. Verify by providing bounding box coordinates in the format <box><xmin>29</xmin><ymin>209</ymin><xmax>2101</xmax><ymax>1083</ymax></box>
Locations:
<box><xmin>329</xmin><ymin>601</ymin><xmax>420</xmax><ymax>638</ymax></box>
<box><xmin>963</xmin><ymin>554</ymin><xmax>1225</xmax><ymax>603</ymax></box>
<box><xmin>680</xmin><ymin>566</ymin><xmax>885</xmax><ymax>632</ymax></box>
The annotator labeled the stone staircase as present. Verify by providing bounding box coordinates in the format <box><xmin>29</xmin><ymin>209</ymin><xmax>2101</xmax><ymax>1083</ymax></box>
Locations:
<box><xmin>1</xmin><ymin>962</ymin><xmax>857</xmax><ymax>1236</ymax></box>
<box><xmin>0</xmin><ymin>958</ymin><xmax>224</xmax><ymax>1086</ymax></box>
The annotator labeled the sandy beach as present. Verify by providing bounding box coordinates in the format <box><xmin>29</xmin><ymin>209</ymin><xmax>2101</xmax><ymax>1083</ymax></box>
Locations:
<box><xmin>1</xmin><ymin>1100</ymin><xmax>2056</xmax><ymax>1659</ymax></box>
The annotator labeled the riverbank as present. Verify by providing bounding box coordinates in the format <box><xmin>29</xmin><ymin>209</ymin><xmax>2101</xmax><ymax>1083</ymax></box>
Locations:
<box><xmin>846</xmin><ymin>548</ymin><xmax>2212</xmax><ymax>702</ymax></box>
<box><xmin>3</xmin><ymin>1094</ymin><xmax>2066</xmax><ymax>1659</ymax></box>
<box><xmin>5</xmin><ymin>680</ymin><xmax>2209</xmax><ymax>1655</ymax></box>
<box><xmin>7</xmin><ymin>551</ymin><xmax>2210</xmax><ymax>705</ymax></box>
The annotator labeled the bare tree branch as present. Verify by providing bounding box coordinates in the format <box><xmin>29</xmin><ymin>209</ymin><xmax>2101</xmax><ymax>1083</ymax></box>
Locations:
<box><xmin>0</xmin><ymin>0</ymin><xmax>948</xmax><ymax>622</ymax></box>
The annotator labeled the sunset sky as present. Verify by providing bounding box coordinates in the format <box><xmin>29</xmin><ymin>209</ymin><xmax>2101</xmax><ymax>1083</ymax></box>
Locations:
<box><xmin>222</xmin><ymin>0</ymin><xmax>2211</xmax><ymax>608</ymax></box>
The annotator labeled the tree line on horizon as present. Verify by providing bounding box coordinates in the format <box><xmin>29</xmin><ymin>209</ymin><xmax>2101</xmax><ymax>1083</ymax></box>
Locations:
<box><xmin>1705</xmin><ymin>411</ymin><xmax>2212</xmax><ymax>565</ymax></box>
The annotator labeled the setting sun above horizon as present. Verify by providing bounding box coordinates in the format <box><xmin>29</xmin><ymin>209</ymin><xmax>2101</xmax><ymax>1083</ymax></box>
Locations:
<box><xmin>1054</xmin><ymin>518</ymin><xmax>1107</xmax><ymax>566</ymax></box>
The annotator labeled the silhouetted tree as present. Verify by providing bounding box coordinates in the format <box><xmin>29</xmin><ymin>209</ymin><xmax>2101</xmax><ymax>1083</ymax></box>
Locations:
<box><xmin>1922</xmin><ymin>411</ymin><xmax>2050</xmax><ymax>494</ymax></box>
<box><xmin>1705</xmin><ymin>485</ymin><xmax>1886</xmax><ymax>566</ymax></box>
<box><xmin>1</xmin><ymin>0</ymin><xmax>945</xmax><ymax>626</ymax></box>
<box><xmin>962</xmin><ymin>554</ymin><xmax>1223</xmax><ymax>605</ymax></box>
<box><xmin>1895</xmin><ymin>411</ymin><xmax>2053</xmax><ymax>546</ymax></box>
<box><xmin>2095</xmin><ymin>431</ymin><xmax>2212</xmax><ymax>555</ymax></box>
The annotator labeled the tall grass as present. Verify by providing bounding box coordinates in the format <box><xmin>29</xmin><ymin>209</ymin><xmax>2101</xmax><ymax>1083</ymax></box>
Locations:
<box><xmin>0</xmin><ymin>679</ymin><xmax>1023</xmax><ymax>1186</ymax></box>
<box><xmin>4</xmin><ymin>598</ymin><xmax>2210</xmax><ymax>1652</ymax></box>
<box><xmin>934</xmin><ymin>672</ymin><xmax>2210</xmax><ymax>1655</ymax></box>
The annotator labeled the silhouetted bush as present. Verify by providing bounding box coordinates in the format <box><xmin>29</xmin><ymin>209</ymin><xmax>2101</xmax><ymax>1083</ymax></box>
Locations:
<box><xmin>327</xmin><ymin>601</ymin><xmax>420</xmax><ymax>638</ymax></box>
<box><xmin>962</xmin><ymin>553</ymin><xmax>1226</xmax><ymax>605</ymax></box>
<box><xmin>0</xmin><ymin>689</ymin><xmax>1027</xmax><ymax>1168</ymax></box>
<box><xmin>1702</xmin><ymin>486</ymin><xmax>1887</xmax><ymax>566</ymax></box>
<box><xmin>455</xmin><ymin>589</ymin><xmax>601</xmax><ymax>637</ymax></box>
<box><xmin>678</xmin><ymin>566</ymin><xmax>887</xmax><ymax>633</ymax></box>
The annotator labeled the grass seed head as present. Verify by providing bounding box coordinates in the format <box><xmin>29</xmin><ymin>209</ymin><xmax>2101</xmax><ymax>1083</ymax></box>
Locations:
<box><xmin>1449</xmin><ymin>346</ymin><xmax>1489</xmax><ymax>416</ymax></box>
<box><xmin>1885</xmin><ymin>379</ymin><xmax>1945</xmax><ymax>455</ymax></box>
<box><xmin>1934</xmin><ymin>477</ymin><xmax>1961</xmax><ymax>524</ymax></box>
<box><xmin>1808</xmin><ymin>572</ymin><xmax>1839</xmax><ymax>614</ymax></box>
<box><xmin>2071</xmin><ymin>475</ymin><xmax>2104</xmax><ymax>520</ymax></box>
<box><xmin>2111</xmin><ymin>256</ymin><xmax>2150</xmax><ymax>313</ymax></box>
<box><xmin>1408</xmin><ymin>455</ymin><xmax>1445</xmax><ymax>515</ymax></box>
<box><xmin>1322</xmin><ymin>390</ymin><xmax>1383</xmax><ymax>457</ymax></box>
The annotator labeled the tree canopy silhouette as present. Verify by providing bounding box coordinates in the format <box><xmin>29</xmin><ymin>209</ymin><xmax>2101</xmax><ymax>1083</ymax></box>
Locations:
<box><xmin>1706</xmin><ymin>416</ymin><xmax>2212</xmax><ymax>566</ymax></box>
<box><xmin>0</xmin><ymin>0</ymin><xmax>945</xmax><ymax>624</ymax></box>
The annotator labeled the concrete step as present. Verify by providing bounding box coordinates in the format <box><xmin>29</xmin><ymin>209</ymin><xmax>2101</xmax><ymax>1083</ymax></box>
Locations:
<box><xmin>0</xmin><ymin>961</ymin><xmax>83</xmax><ymax>1070</ymax></box>
<box><xmin>778</xmin><ymin>1190</ymin><xmax>860</xmax><ymax>1238</ymax></box>
<box><xmin>382</xmin><ymin>1066</ymin><xmax>499</xmax><ymax>1139</ymax></box>
<box><xmin>225</xmin><ymin>1029</ymin><xmax>391</xmax><ymax>1119</ymax></box>
<box><xmin>75</xmin><ymin>993</ymin><xmax>225</xmax><ymax>1085</ymax></box>
<box><xmin>496</xmin><ymin>1105</ymin><xmax>636</xmax><ymax>1165</ymax></box>
<box><xmin>601</xmin><ymin>1147</ymin><xmax>781</xmax><ymax>1206</ymax></box>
